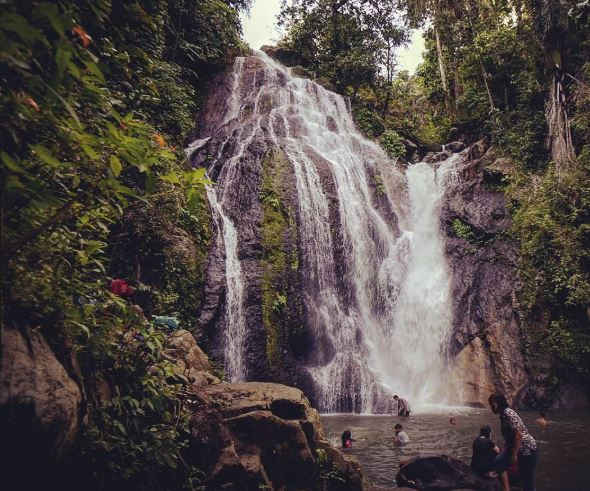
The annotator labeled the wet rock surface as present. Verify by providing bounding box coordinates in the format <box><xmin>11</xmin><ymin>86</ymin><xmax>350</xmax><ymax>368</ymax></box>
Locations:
<box><xmin>261</xmin><ymin>45</ymin><xmax>306</xmax><ymax>67</ymax></box>
<box><xmin>442</xmin><ymin>142</ymin><xmax>587</xmax><ymax>409</ymax></box>
<box><xmin>441</xmin><ymin>143</ymin><xmax>529</xmax><ymax>405</ymax></box>
<box><xmin>396</xmin><ymin>454</ymin><xmax>501</xmax><ymax>491</ymax></box>
<box><xmin>187</xmin><ymin>366</ymin><xmax>366</xmax><ymax>490</ymax></box>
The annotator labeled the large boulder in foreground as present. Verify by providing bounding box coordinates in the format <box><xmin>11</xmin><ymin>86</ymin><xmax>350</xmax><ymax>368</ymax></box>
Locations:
<box><xmin>188</xmin><ymin>381</ymin><xmax>366</xmax><ymax>490</ymax></box>
<box><xmin>0</xmin><ymin>325</ymin><xmax>81</xmax><ymax>478</ymax></box>
<box><xmin>396</xmin><ymin>455</ymin><xmax>501</xmax><ymax>491</ymax></box>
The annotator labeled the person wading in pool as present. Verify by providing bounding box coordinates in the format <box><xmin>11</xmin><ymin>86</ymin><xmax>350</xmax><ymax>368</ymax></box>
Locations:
<box><xmin>341</xmin><ymin>429</ymin><xmax>355</xmax><ymax>448</ymax></box>
<box><xmin>393</xmin><ymin>394</ymin><xmax>410</xmax><ymax>416</ymax></box>
<box><xmin>489</xmin><ymin>393</ymin><xmax>538</xmax><ymax>491</ymax></box>
<box><xmin>393</xmin><ymin>424</ymin><xmax>410</xmax><ymax>444</ymax></box>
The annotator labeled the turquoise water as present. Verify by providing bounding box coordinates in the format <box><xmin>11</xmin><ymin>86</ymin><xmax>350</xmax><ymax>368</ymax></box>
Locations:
<box><xmin>321</xmin><ymin>408</ymin><xmax>590</xmax><ymax>490</ymax></box>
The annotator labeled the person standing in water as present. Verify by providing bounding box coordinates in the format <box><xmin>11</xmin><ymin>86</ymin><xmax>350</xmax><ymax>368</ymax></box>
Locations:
<box><xmin>394</xmin><ymin>394</ymin><xmax>410</xmax><ymax>416</ymax></box>
<box><xmin>489</xmin><ymin>393</ymin><xmax>538</xmax><ymax>491</ymax></box>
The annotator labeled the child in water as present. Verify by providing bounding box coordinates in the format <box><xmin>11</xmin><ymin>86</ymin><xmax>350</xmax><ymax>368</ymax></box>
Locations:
<box><xmin>341</xmin><ymin>429</ymin><xmax>354</xmax><ymax>448</ymax></box>
<box><xmin>393</xmin><ymin>424</ymin><xmax>410</xmax><ymax>444</ymax></box>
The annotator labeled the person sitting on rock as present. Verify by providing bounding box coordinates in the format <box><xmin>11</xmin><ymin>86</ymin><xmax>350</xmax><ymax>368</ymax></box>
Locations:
<box><xmin>394</xmin><ymin>394</ymin><xmax>410</xmax><ymax>416</ymax></box>
<box><xmin>470</xmin><ymin>425</ymin><xmax>500</xmax><ymax>478</ymax></box>
<box><xmin>394</xmin><ymin>424</ymin><xmax>410</xmax><ymax>444</ymax></box>
<box><xmin>341</xmin><ymin>429</ymin><xmax>354</xmax><ymax>448</ymax></box>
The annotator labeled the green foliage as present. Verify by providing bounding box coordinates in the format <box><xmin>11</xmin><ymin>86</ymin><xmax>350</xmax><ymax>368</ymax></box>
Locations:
<box><xmin>510</xmin><ymin>158</ymin><xmax>590</xmax><ymax>377</ymax></box>
<box><xmin>259</xmin><ymin>148</ymin><xmax>306</xmax><ymax>372</ymax></box>
<box><xmin>77</xmin><ymin>312</ymin><xmax>199</xmax><ymax>489</ymax></box>
<box><xmin>373</xmin><ymin>173</ymin><xmax>386</xmax><ymax>195</ymax></box>
<box><xmin>352</xmin><ymin>106</ymin><xmax>385</xmax><ymax>137</ymax></box>
<box><xmin>316</xmin><ymin>449</ymin><xmax>346</xmax><ymax>490</ymax></box>
<box><xmin>452</xmin><ymin>219</ymin><xmax>478</xmax><ymax>243</ymax></box>
<box><xmin>542</xmin><ymin>320</ymin><xmax>590</xmax><ymax>376</ymax></box>
<box><xmin>452</xmin><ymin>218</ymin><xmax>503</xmax><ymax>248</ymax></box>
<box><xmin>0</xmin><ymin>0</ymin><xmax>244</xmax><ymax>488</ymax></box>
<box><xmin>272</xmin><ymin>292</ymin><xmax>288</xmax><ymax>314</ymax></box>
<box><xmin>260</xmin><ymin>150</ymin><xmax>292</xmax><ymax>370</ymax></box>
<box><xmin>279</xmin><ymin>0</ymin><xmax>408</xmax><ymax>93</ymax></box>
<box><xmin>380</xmin><ymin>129</ymin><xmax>406</xmax><ymax>158</ymax></box>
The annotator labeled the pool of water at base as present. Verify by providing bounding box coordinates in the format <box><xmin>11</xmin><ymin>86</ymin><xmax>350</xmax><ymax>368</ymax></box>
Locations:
<box><xmin>321</xmin><ymin>408</ymin><xmax>590</xmax><ymax>491</ymax></box>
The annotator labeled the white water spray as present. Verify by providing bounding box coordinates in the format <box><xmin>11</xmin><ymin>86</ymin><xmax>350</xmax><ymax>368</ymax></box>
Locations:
<box><xmin>194</xmin><ymin>52</ymin><xmax>461</xmax><ymax>407</ymax></box>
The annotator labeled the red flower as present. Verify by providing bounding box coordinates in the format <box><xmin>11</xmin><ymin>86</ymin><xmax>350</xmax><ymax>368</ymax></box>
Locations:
<box><xmin>110</xmin><ymin>278</ymin><xmax>134</xmax><ymax>297</ymax></box>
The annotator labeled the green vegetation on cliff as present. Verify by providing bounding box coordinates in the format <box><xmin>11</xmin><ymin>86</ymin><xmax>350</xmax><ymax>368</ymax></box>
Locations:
<box><xmin>260</xmin><ymin>148</ymin><xmax>303</xmax><ymax>375</ymax></box>
<box><xmin>0</xmin><ymin>0</ymin><xmax>247</xmax><ymax>488</ymax></box>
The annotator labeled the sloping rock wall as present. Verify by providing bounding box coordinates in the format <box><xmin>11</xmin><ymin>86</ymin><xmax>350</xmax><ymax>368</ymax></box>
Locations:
<box><xmin>441</xmin><ymin>142</ymin><xmax>588</xmax><ymax>409</ymax></box>
<box><xmin>440</xmin><ymin>143</ymin><xmax>530</xmax><ymax>406</ymax></box>
<box><xmin>0</xmin><ymin>325</ymin><xmax>82</xmax><ymax>485</ymax></box>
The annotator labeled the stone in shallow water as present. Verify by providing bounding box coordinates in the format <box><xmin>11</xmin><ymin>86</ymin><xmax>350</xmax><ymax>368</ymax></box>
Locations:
<box><xmin>396</xmin><ymin>454</ymin><xmax>501</xmax><ymax>491</ymax></box>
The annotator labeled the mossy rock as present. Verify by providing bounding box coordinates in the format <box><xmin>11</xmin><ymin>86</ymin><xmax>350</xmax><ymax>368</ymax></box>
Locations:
<box><xmin>259</xmin><ymin>148</ymin><xmax>304</xmax><ymax>375</ymax></box>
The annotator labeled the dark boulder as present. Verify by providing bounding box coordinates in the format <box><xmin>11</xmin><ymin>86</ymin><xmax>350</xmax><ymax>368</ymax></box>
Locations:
<box><xmin>445</xmin><ymin>141</ymin><xmax>466</xmax><ymax>152</ymax></box>
<box><xmin>396</xmin><ymin>455</ymin><xmax>501</xmax><ymax>491</ymax></box>
<box><xmin>0</xmin><ymin>325</ymin><xmax>82</xmax><ymax>487</ymax></box>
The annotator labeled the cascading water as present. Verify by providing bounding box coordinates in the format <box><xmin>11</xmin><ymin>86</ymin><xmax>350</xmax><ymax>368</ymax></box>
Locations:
<box><xmin>192</xmin><ymin>52</ymin><xmax>460</xmax><ymax>409</ymax></box>
<box><xmin>371</xmin><ymin>157</ymin><xmax>460</xmax><ymax>405</ymax></box>
<box><xmin>206</xmin><ymin>187</ymin><xmax>247</xmax><ymax>382</ymax></box>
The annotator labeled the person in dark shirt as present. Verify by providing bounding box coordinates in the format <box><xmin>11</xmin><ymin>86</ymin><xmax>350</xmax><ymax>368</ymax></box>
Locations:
<box><xmin>471</xmin><ymin>425</ymin><xmax>500</xmax><ymax>477</ymax></box>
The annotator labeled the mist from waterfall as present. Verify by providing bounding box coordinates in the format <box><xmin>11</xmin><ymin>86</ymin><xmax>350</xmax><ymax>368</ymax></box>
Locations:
<box><xmin>195</xmin><ymin>52</ymin><xmax>459</xmax><ymax>408</ymax></box>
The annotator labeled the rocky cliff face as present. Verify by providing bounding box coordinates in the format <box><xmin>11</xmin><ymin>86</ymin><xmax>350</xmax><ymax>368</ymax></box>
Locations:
<box><xmin>434</xmin><ymin>142</ymin><xmax>529</xmax><ymax>405</ymax></box>
<box><xmin>192</xmin><ymin>56</ymin><xmax>314</xmax><ymax>395</ymax></box>
<box><xmin>0</xmin><ymin>325</ymin><xmax>366</xmax><ymax>490</ymax></box>
<box><xmin>440</xmin><ymin>142</ymin><xmax>588</xmax><ymax>409</ymax></box>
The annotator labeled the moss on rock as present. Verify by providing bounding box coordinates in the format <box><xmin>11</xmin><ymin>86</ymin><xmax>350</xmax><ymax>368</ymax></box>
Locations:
<box><xmin>260</xmin><ymin>148</ymin><xmax>302</xmax><ymax>375</ymax></box>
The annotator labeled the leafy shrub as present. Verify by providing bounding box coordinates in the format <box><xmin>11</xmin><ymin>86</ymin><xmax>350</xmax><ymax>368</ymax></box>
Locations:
<box><xmin>0</xmin><ymin>0</ymin><xmax>236</xmax><ymax>488</ymax></box>
<box><xmin>380</xmin><ymin>129</ymin><xmax>406</xmax><ymax>158</ymax></box>
<box><xmin>352</xmin><ymin>106</ymin><xmax>385</xmax><ymax>137</ymax></box>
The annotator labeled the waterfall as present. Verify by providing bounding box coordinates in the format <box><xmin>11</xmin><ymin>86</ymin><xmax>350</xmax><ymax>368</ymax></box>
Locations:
<box><xmin>206</xmin><ymin>187</ymin><xmax>247</xmax><ymax>382</ymax></box>
<box><xmin>193</xmin><ymin>52</ymin><xmax>459</xmax><ymax>409</ymax></box>
<box><xmin>371</xmin><ymin>157</ymin><xmax>460</xmax><ymax>405</ymax></box>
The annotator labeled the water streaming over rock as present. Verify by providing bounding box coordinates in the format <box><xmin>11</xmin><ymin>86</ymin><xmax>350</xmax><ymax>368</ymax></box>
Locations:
<box><xmin>190</xmin><ymin>52</ymin><xmax>460</xmax><ymax>409</ymax></box>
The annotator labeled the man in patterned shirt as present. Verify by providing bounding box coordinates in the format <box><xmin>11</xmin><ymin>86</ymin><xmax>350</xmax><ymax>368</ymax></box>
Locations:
<box><xmin>489</xmin><ymin>393</ymin><xmax>538</xmax><ymax>491</ymax></box>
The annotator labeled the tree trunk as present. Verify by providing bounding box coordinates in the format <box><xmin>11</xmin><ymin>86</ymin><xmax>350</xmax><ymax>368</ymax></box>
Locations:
<box><xmin>435</xmin><ymin>27</ymin><xmax>453</xmax><ymax>111</ymax></box>
<box><xmin>546</xmin><ymin>69</ymin><xmax>576</xmax><ymax>173</ymax></box>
